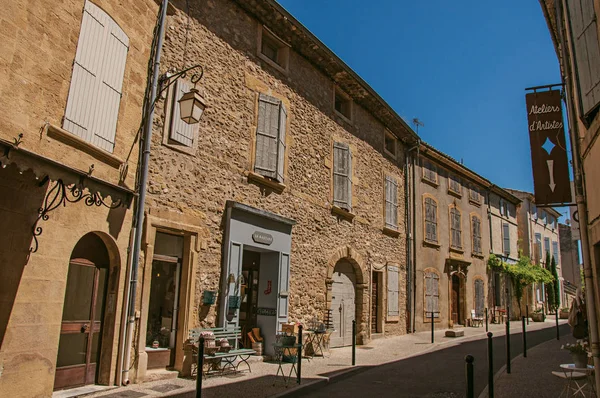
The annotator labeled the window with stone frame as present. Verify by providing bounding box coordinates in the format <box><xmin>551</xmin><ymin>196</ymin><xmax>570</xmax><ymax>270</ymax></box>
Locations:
<box><xmin>424</xmin><ymin>270</ymin><xmax>440</xmax><ymax>319</ymax></box>
<box><xmin>469</xmin><ymin>187</ymin><xmax>481</xmax><ymax>203</ymax></box>
<box><xmin>448</xmin><ymin>174</ymin><xmax>461</xmax><ymax>195</ymax></box>
<box><xmin>471</xmin><ymin>215</ymin><xmax>482</xmax><ymax>255</ymax></box>
<box><xmin>334</xmin><ymin>88</ymin><xmax>352</xmax><ymax>121</ymax></box>
<box><xmin>502</xmin><ymin>222</ymin><xmax>510</xmax><ymax>256</ymax></box>
<box><xmin>258</xmin><ymin>26</ymin><xmax>290</xmax><ymax>72</ymax></box>
<box><xmin>254</xmin><ymin>93</ymin><xmax>287</xmax><ymax>183</ymax></box>
<box><xmin>422</xmin><ymin>159</ymin><xmax>438</xmax><ymax>184</ymax></box>
<box><xmin>450</xmin><ymin>207</ymin><xmax>462</xmax><ymax>250</ymax></box>
<box><xmin>333</xmin><ymin>142</ymin><xmax>353</xmax><ymax>212</ymax></box>
<box><xmin>424</xmin><ymin>197</ymin><xmax>438</xmax><ymax>243</ymax></box>
<box><xmin>384</xmin><ymin>129</ymin><xmax>397</xmax><ymax>158</ymax></box>
<box><xmin>384</xmin><ymin>175</ymin><xmax>399</xmax><ymax>230</ymax></box>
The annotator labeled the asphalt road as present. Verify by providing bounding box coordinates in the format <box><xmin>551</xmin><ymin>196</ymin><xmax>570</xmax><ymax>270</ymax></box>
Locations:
<box><xmin>291</xmin><ymin>323</ymin><xmax>571</xmax><ymax>398</ymax></box>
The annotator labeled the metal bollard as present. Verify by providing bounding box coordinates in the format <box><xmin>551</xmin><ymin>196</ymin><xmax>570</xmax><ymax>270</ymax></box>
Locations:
<box><xmin>485</xmin><ymin>307</ymin><xmax>488</xmax><ymax>332</ymax></box>
<box><xmin>431</xmin><ymin>311</ymin><xmax>435</xmax><ymax>344</ymax></box>
<box><xmin>196</xmin><ymin>337</ymin><xmax>205</xmax><ymax>398</ymax></box>
<box><xmin>297</xmin><ymin>324</ymin><xmax>303</xmax><ymax>384</ymax></box>
<box><xmin>522</xmin><ymin>317</ymin><xmax>527</xmax><ymax>358</ymax></box>
<box><xmin>556</xmin><ymin>312</ymin><xmax>560</xmax><ymax>340</ymax></box>
<box><xmin>465</xmin><ymin>355</ymin><xmax>475</xmax><ymax>398</ymax></box>
<box><xmin>352</xmin><ymin>319</ymin><xmax>356</xmax><ymax>366</ymax></box>
<box><xmin>487</xmin><ymin>332</ymin><xmax>494</xmax><ymax>398</ymax></box>
<box><xmin>526</xmin><ymin>305</ymin><xmax>529</xmax><ymax>325</ymax></box>
<box><xmin>506</xmin><ymin>316</ymin><xmax>511</xmax><ymax>374</ymax></box>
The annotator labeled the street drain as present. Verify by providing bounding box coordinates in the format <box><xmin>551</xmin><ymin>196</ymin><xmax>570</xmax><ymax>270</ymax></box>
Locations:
<box><xmin>357</xmin><ymin>346</ymin><xmax>374</xmax><ymax>350</ymax></box>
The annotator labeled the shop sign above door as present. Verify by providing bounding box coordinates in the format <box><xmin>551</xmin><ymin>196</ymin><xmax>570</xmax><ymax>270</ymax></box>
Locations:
<box><xmin>252</xmin><ymin>231</ymin><xmax>273</xmax><ymax>245</ymax></box>
<box><xmin>525</xmin><ymin>89</ymin><xmax>572</xmax><ymax>206</ymax></box>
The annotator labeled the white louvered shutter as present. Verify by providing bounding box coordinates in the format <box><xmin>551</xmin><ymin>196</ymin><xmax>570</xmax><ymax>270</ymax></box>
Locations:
<box><xmin>385</xmin><ymin>176</ymin><xmax>398</xmax><ymax>230</ymax></box>
<box><xmin>387</xmin><ymin>265</ymin><xmax>399</xmax><ymax>317</ymax></box>
<box><xmin>333</xmin><ymin>142</ymin><xmax>352</xmax><ymax>211</ymax></box>
<box><xmin>169</xmin><ymin>80</ymin><xmax>196</xmax><ymax>147</ymax></box>
<box><xmin>277</xmin><ymin>103</ymin><xmax>287</xmax><ymax>183</ymax></box>
<box><xmin>567</xmin><ymin>0</ymin><xmax>600</xmax><ymax>115</ymax></box>
<box><xmin>63</xmin><ymin>0</ymin><xmax>129</xmax><ymax>153</ymax></box>
<box><xmin>255</xmin><ymin>94</ymin><xmax>281</xmax><ymax>179</ymax></box>
<box><xmin>503</xmin><ymin>223</ymin><xmax>510</xmax><ymax>255</ymax></box>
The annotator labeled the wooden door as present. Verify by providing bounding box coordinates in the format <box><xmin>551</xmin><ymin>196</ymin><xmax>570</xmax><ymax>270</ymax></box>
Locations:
<box><xmin>330</xmin><ymin>260</ymin><xmax>356</xmax><ymax>348</ymax></box>
<box><xmin>451</xmin><ymin>274</ymin><xmax>461</xmax><ymax>325</ymax></box>
<box><xmin>54</xmin><ymin>259</ymin><xmax>108</xmax><ymax>390</ymax></box>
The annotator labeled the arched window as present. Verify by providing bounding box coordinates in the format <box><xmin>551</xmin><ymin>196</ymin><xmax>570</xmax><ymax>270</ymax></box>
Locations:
<box><xmin>424</xmin><ymin>270</ymin><xmax>440</xmax><ymax>319</ymax></box>
<box><xmin>424</xmin><ymin>196</ymin><xmax>438</xmax><ymax>243</ymax></box>
<box><xmin>450</xmin><ymin>207</ymin><xmax>462</xmax><ymax>249</ymax></box>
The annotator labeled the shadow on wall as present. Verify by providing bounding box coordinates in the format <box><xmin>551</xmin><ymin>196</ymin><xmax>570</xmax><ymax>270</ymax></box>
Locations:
<box><xmin>0</xmin><ymin>164</ymin><xmax>47</xmax><ymax>349</ymax></box>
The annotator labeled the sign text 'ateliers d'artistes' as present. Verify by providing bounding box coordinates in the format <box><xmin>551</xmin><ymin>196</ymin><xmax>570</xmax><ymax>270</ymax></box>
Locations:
<box><xmin>528</xmin><ymin>103</ymin><xmax>563</xmax><ymax>132</ymax></box>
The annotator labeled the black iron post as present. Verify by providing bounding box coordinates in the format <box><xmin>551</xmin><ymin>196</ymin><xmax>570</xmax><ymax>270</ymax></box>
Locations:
<box><xmin>196</xmin><ymin>337</ymin><xmax>205</xmax><ymax>398</ymax></box>
<box><xmin>485</xmin><ymin>307</ymin><xmax>488</xmax><ymax>332</ymax></box>
<box><xmin>352</xmin><ymin>319</ymin><xmax>356</xmax><ymax>366</ymax></box>
<box><xmin>487</xmin><ymin>332</ymin><xmax>494</xmax><ymax>398</ymax></box>
<box><xmin>465</xmin><ymin>355</ymin><xmax>475</xmax><ymax>398</ymax></box>
<box><xmin>431</xmin><ymin>311</ymin><xmax>435</xmax><ymax>343</ymax></box>
<box><xmin>506</xmin><ymin>317</ymin><xmax>511</xmax><ymax>374</ymax></box>
<box><xmin>556</xmin><ymin>311</ymin><xmax>560</xmax><ymax>340</ymax></box>
<box><xmin>522</xmin><ymin>317</ymin><xmax>527</xmax><ymax>358</ymax></box>
<box><xmin>526</xmin><ymin>305</ymin><xmax>529</xmax><ymax>325</ymax></box>
<box><xmin>297</xmin><ymin>324</ymin><xmax>303</xmax><ymax>384</ymax></box>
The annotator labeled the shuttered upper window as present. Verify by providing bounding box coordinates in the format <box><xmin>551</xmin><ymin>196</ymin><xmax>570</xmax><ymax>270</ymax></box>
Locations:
<box><xmin>535</xmin><ymin>233</ymin><xmax>543</xmax><ymax>264</ymax></box>
<box><xmin>472</xmin><ymin>215</ymin><xmax>482</xmax><ymax>255</ymax></box>
<box><xmin>387</xmin><ymin>265</ymin><xmax>399</xmax><ymax>319</ymax></box>
<box><xmin>422</xmin><ymin>160</ymin><xmax>438</xmax><ymax>184</ymax></box>
<box><xmin>63</xmin><ymin>0</ymin><xmax>129</xmax><ymax>153</ymax></box>
<box><xmin>255</xmin><ymin>94</ymin><xmax>287</xmax><ymax>183</ymax></box>
<box><xmin>450</xmin><ymin>207</ymin><xmax>462</xmax><ymax>250</ymax></box>
<box><xmin>544</xmin><ymin>237</ymin><xmax>551</xmax><ymax>258</ymax></box>
<box><xmin>552</xmin><ymin>241</ymin><xmax>559</xmax><ymax>264</ymax></box>
<box><xmin>424</xmin><ymin>197</ymin><xmax>438</xmax><ymax>243</ymax></box>
<box><xmin>448</xmin><ymin>175</ymin><xmax>461</xmax><ymax>195</ymax></box>
<box><xmin>502</xmin><ymin>222</ymin><xmax>510</xmax><ymax>256</ymax></box>
<box><xmin>333</xmin><ymin>142</ymin><xmax>352</xmax><ymax>212</ymax></box>
<box><xmin>469</xmin><ymin>188</ymin><xmax>481</xmax><ymax>203</ymax></box>
<box><xmin>567</xmin><ymin>0</ymin><xmax>600</xmax><ymax>116</ymax></box>
<box><xmin>385</xmin><ymin>175</ymin><xmax>399</xmax><ymax>230</ymax></box>
<box><xmin>424</xmin><ymin>270</ymin><xmax>440</xmax><ymax>318</ymax></box>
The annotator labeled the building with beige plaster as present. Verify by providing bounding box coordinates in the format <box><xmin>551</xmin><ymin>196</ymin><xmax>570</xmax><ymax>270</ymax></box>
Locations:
<box><xmin>0</xmin><ymin>0</ymin><xmax>157</xmax><ymax>396</ymax></box>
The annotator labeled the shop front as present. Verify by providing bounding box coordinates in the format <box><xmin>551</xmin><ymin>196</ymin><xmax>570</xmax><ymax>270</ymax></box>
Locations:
<box><xmin>219</xmin><ymin>201</ymin><xmax>295</xmax><ymax>356</ymax></box>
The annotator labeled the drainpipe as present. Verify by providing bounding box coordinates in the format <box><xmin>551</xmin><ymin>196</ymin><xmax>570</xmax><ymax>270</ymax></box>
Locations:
<box><xmin>486</xmin><ymin>186</ymin><xmax>494</xmax><ymax>308</ymax></box>
<box><xmin>404</xmin><ymin>139</ymin><xmax>419</xmax><ymax>333</ymax></box>
<box><xmin>121</xmin><ymin>0</ymin><xmax>168</xmax><ymax>385</ymax></box>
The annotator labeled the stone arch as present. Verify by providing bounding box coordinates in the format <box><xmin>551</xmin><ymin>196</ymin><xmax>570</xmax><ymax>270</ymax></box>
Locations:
<box><xmin>325</xmin><ymin>246</ymin><xmax>369</xmax><ymax>344</ymax></box>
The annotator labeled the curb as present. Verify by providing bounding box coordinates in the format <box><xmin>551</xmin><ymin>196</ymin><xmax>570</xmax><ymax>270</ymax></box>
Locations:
<box><xmin>272</xmin><ymin>365</ymin><xmax>370</xmax><ymax>397</ymax></box>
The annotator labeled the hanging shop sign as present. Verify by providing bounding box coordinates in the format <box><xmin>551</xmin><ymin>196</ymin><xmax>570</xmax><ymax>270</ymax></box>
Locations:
<box><xmin>252</xmin><ymin>231</ymin><xmax>273</xmax><ymax>245</ymax></box>
<box><xmin>525</xmin><ymin>89</ymin><xmax>572</xmax><ymax>206</ymax></box>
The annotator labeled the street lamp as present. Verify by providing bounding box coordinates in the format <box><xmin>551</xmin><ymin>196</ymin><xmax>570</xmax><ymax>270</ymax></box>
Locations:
<box><xmin>159</xmin><ymin>64</ymin><xmax>207</xmax><ymax>125</ymax></box>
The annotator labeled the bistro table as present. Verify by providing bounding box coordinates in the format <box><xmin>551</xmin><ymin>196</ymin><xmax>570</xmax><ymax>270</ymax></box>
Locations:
<box><xmin>553</xmin><ymin>364</ymin><xmax>596</xmax><ymax>397</ymax></box>
<box><xmin>305</xmin><ymin>329</ymin><xmax>327</xmax><ymax>358</ymax></box>
<box><xmin>272</xmin><ymin>343</ymin><xmax>301</xmax><ymax>386</ymax></box>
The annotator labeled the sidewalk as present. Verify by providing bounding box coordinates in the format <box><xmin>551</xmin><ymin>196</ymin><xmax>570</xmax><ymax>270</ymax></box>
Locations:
<box><xmin>72</xmin><ymin>318</ymin><xmax>565</xmax><ymax>398</ymax></box>
<box><xmin>480</xmin><ymin>332</ymin><xmax>579</xmax><ymax>398</ymax></box>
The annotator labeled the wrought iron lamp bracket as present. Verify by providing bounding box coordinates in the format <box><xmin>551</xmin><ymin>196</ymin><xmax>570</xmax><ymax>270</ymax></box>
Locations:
<box><xmin>158</xmin><ymin>64</ymin><xmax>204</xmax><ymax>98</ymax></box>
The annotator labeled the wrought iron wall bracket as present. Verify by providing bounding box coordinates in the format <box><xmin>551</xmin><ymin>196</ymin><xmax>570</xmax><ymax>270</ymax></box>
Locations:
<box><xmin>30</xmin><ymin>178</ymin><xmax>122</xmax><ymax>253</ymax></box>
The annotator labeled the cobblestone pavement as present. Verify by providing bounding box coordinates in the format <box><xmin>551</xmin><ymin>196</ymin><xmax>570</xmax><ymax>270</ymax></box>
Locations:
<box><xmin>57</xmin><ymin>318</ymin><xmax>566</xmax><ymax>398</ymax></box>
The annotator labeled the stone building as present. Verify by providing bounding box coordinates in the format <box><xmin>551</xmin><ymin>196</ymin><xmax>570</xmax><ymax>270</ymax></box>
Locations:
<box><xmin>506</xmin><ymin>189</ymin><xmax>563</xmax><ymax>312</ymax></box>
<box><xmin>0</xmin><ymin>0</ymin><xmax>156</xmax><ymax>396</ymax></box>
<box><xmin>411</xmin><ymin>143</ymin><xmax>519</xmax><ymax>331</ymax></box>
<box><xmin>559</xmin><ymin>222</ymin><xmax>581</xmax><ymax>306</ymax></box>
<box><xmin>132</xmin><ymin>0</ymin><xmax>419</xmax><ymax>380</ymax></box>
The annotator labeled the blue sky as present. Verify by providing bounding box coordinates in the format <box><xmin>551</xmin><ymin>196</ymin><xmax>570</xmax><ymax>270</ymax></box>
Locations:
<box><xmin>277</xmin><ymin>1</ymin><xmax>569</xmax><ymax>218</ymax></box>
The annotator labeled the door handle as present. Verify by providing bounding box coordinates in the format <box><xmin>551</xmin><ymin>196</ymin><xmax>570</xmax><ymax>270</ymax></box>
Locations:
<box><xmin>81</xmin><ymin>324</ymin><xmax>89</xmax><ymax>333</ymax></box>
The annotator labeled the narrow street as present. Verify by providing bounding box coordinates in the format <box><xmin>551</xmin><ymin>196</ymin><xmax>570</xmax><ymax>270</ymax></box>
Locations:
<box><xmin>291</xmin><ymin>324</ymin><xmax>571</xmax><ymax>398</ymax></box>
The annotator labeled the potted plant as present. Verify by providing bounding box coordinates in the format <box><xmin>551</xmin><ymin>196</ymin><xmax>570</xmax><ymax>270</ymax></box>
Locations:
<box><xmin>531</xmin><ymin>308</ymin><xmax>545</xmax><ymax>322</ymax></box>
<box><xmin>562</xmin><ymin>340</ymin><xmax>590</xmax><ymax>368</ymax></box>
<box><xmin>560</xmin><ymin>307</ymin><xmax>570</xmax><ymax>319</ymax></box>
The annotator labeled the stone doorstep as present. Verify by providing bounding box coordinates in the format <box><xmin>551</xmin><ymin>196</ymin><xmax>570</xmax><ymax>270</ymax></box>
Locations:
<box><xmin>370</xmin><ymin>333</ymin><xmax>385</xmax><ymax>340</ymax></box>
<box><xmin>144</xmin><ymin>368</ymin><xmax>179</xmax><ymax>382</ymax></box>
<box><xmin>445</xmin><ymin>329</ymin><xmax>465</xmax><ymax>337</ymax></box>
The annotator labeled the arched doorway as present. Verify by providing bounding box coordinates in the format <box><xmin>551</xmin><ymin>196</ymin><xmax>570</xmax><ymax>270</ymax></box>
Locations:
<box><xmin>54</xmin><ymin>233</ymin><xmax>110</xmax><ymax>390</ymax></box>
<box><xmin>451</xmin><ymin>273</ymin><xmax>466</xmax><ymax>326</ymax></box>
<box><xmin>330</xmin><ymin>259</ymin><xmax>356</xmax><ymax>347</ymax></box>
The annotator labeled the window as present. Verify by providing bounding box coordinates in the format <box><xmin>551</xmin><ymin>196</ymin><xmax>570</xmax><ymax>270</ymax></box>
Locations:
<box><xmin>474</xmin><ymin>279</ymin><xmax>485</xmax><ymax>317</ymax></box>
<box><xmin>502</xmin><ymin>222</ymin><xmax>510</xmax><ymax>256</ymax></box>
<box><xmin>450</xmin><ymin>207</ymin><xmax>462</xmax><ymax>250</ymax></box>
<box><xmin>469</xmin><ymin>187</ymin><xmax>481</xmax><ymax>203</ymax></box>
<box><xmin>567</xmin><ymin>0</ymin><xmax>600</xmax><ymax>116</ymax></box>
<box><xmin>552</xmin><ymin>241</ymin><xmax>559</xmax><ymax>264</ymax></box>
<box><xmin>500</xmin><ymin>199</ymin><xmax>510</xmax><ymax>217</ymax></box>
<box><xmin>385</xmin><ymin>175</ymin><xmax>399</xmax><ymax>230</ymax></box>
<box><xmin>448</xmin><ymin>175</ymin><xmax>461</xmax><ymax>195</ymax></box>
<box><xmin>535</xmin><ymin>233</ymin><xmax>543</xmax><ymax>264</ymax></box>
<box><xmin>63</xmin><ymin>0</ymin><xmax>129</xmax><ymax>153</ymax></box>
<box><xmin>471</xmin><ymin>215</ymin><xmax>482</xmax><ymax>255</ymax></box>
<box><xmin>424</xmin><ymin>197</ymin><xmax>438</xmax><ymax>243</ymax></box>
<box><xmin>541</xmin><ymin>210</ymin><xmax>547</xmax><ymax>224</ymax></box>
<box><xmin>532</xmin><ymin>204</ymin><xmax>538</xmax><ymax>220</ymax></box>
<box><xmin>333</xmin><ymin>142</ymin><xmax>352</xmax><ymax>212</ymax></box>
<box><xmin>254</xmin><ymin>94</ymin><xmax>287</xmax><ymax>183</ymax></box>
<box><xmin>422</xmin><ymin>160</ymin><xmax>438</xmax><ymax>184</ymax></box>
<box><xmin>258</xmin><ymin>26</ymin><xmax>289</xmax><ymax>72</ymax></box>
<box><xmin>424</xmin><ymin>270</ymin><xmax>440</xmax><ymax>319</ymax></box>
<box><xmin>334</xmin><ymin>88</ymin><xmax>352</xmax><ymax>121</ymax></box>
<box><xmin>384</xmin><ymin>130</ymin><xmax>397</xmax><ymax>158</ymax></box>
<box><xmin>387</xmin><ymin>265</ymin><xmax>399</xmax><ymax>319</ymax></box>
<box><xmin>544</xmin><ymin>237</ymin><xmax>551</xmax><ymax>259</ymax></box>
<box><xmin>165</xmin><ymin>80</ymin><xmax>198</xmax><ymax>150</ymax></box>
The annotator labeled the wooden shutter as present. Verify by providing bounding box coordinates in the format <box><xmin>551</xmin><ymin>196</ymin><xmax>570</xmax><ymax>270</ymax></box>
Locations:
<box><xmin>475</xmin><ymin>279</ymin><xmax>484</xmax><ymax>316</ymax></box>
<box><xmin>63</xmin><ymin>0</ymin><xmax>129</xmax><ymax>153</ymax></box>
<box><xmin>169</xmin><ymin>80</ymin><xmax>196</xmax><ymax>147</ymax></box>
<box><xmin>568</xmin><ymin>0</ymin><xmax>600</xmax><ymax>115</ymax></box>
<box><xmin>472</xmin><ymin>216</ymin><xmax>481</xmax><ymax>254</ymax></box>
<box><xmin>255</xmin><ymin>94</ymin><xmax>280</xmax><ymax>179</ymax></box>
<box><xmin>333</xmin><ymin>142</ymin><xmax>352</xmax><ymax>211</ymax></box>
<box><xmin>385</xmin><ymin>176</ymin><xmax>398</xmax><ymax>229</ymax></box>
<box><xmin>451</xmin><ymin>208</ymin><xmax>461</xmax><ymax>249</ymax></box>
<box><xmin>425</xmin><ymin>272</ymin><xmax>439</xmax><ymax>318</ymax></box>
<box><xmin>425</xmin><ymin>198</ymin><xmax>437</xmax><ymax>242</ymax></box>
<box><xmin>278</xmin><ymin>253</ymin><xmax>290</xmax><ymax>320</ymax></box>
<box><xmin>503</xmin><ymin>223</ymin><xmax>510</xmax><ymax>255</ymax></box>
<box><xmin>552</xmin><ymin>241</ymin><xmax>559</xmax><ymax>263</ymax></box>
<box><xmin>387</xmin><ymin>265</ymin><xmax>399</xmax><ymax>317</ymax></box>
<box><xmin>276</xmin><ymin>103</ymin><xmax>287</xmax><ymax>183</ymax></box>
